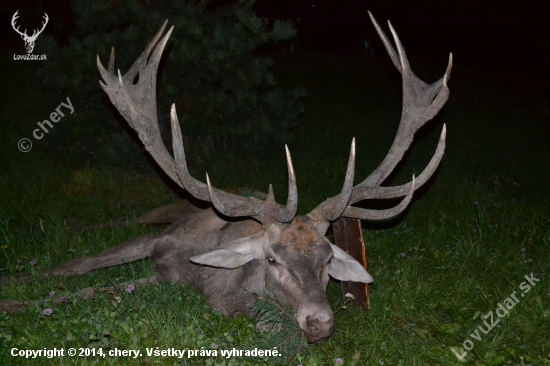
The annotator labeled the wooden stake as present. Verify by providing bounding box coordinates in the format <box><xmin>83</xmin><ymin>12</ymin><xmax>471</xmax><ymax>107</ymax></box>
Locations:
<box><xmin>332</xmin><ymin>217</ymin><xmax>370</xmax><ymax>309</ymax></box>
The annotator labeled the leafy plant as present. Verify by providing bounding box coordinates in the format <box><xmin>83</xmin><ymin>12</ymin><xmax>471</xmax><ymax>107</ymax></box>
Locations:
<box><xmin>253</xmin><ymin>294</ymin><xmax>309</xmax><ymax>363</ymax></box>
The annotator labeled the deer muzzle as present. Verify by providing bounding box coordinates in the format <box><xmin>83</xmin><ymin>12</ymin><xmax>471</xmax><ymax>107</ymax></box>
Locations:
<box><xmin>296</xmin><ymin>304</ymin><xmax>335</xmax><ymax>343</ymax></box>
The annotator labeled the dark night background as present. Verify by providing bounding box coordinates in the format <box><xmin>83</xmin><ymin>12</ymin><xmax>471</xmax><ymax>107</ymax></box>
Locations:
<box><xmin>1</xmin><ymin>0</ymin><xmax>548</xmax><ymax>97</ymax></box>
<box><xmin>0</xmin><ymin>0</ymin><xmax>548</xmax><ymax>176</ymax></box>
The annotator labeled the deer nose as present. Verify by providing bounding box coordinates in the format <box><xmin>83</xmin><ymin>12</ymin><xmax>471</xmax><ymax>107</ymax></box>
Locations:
<box><xmin>305</xmin><ymin>314</ymin><xmax>334</xmax><ymax>340</ymax></box>
<box><xmin>296</xmin><ymin>303</ymin><xmax>335</xmax><ymax>342</ymax></box>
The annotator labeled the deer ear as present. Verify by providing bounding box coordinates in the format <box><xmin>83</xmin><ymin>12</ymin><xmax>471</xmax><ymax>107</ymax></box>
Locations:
<box><xmin>329</xmin><ymin>244</ymin><xmax>374</xmax><ymax>283</ymax></box>
<box><xmin>190</xmin><ymin>231</ymin><xmax>269</xmax><ymax>269</ymax></box>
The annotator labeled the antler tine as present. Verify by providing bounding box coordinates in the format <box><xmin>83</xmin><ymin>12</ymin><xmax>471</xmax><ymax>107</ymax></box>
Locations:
<box><xmin>308</xmin><ymin>139</ymin><xmax>356</xmax><ymax>222</ymax></box>
<box><xmin>445</xmin><ymin>53</ymin><xmax>453</xmax><ymax>83</ymax></box>
<box><xmin>279</xmin><ymin>145</ymin><xmax>299</xmax><ymax>222</ymax></box>
<box><xmin>350</xmin><ymin>124</ymin><xmax>445</xmax><ymax>203</ymax></box>
<box><xmin>204</xmin><ymin>145</ymin><xmax>298</xmax><ymax>224</ymax></box>
<box><xmin>124</xmin><ymin>20</ymin><xmax>169</xmax><ymax>84</ymax></box>
<box><xmin>343</xmin><ymin>176</ymin><xmax>415</xmax><ymax>220</ymax></box>
<box><xmin>368</xmin><ymin>11</ymin><xmax>400</xmax><ymax>72</ymax></box>
<box><xmin>368</xmin><ymin>11</ymin><xmax>453</xmax><ymax>85</ymax></box>
<box><xmin>170</xmin><ymin>104</ymin><xmax>209</xmax><ymax>200</ymax></box>
<box><xmin>99</xmin><ymin>22</ymin><xmax>298</xmax><ymax>225</ymax></box>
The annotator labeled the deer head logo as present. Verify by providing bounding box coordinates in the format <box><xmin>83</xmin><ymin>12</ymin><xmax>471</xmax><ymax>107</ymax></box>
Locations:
<box><xmin>11</xmin><ymin>11</ymin><xmax>49</xmax><ymax>54</ymax></box>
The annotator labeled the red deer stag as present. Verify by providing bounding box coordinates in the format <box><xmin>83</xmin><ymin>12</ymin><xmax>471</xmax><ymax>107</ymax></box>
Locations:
<box><xmin>0</xmin><ymin>13</ymin><xmax>451</xmax><ymax>343</ymax></box>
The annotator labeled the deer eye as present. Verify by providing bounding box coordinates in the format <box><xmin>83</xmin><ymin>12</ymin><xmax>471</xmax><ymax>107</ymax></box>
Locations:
<box><xmin>267</xmin><ymin>256</ymin><xmax>276</xmax><ymax>264</ymax></box>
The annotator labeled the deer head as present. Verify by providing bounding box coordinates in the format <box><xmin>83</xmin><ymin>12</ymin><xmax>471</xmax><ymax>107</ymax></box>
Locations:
<box><xmin>12</xmin><ymin>11</ymin><xmax>49</xmax><ymax>54</ymax></box>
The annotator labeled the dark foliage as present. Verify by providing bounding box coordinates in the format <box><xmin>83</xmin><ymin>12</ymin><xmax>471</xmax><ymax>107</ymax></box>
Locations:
<box><xmin>253</xmin><ymin>294</ymin><xmax>309</xmax><ymax>363</ymax></box>
<box><xmin>35</xmin><ymin>0</ymin><xmax>305</xmax><ymax>169</ymax></box>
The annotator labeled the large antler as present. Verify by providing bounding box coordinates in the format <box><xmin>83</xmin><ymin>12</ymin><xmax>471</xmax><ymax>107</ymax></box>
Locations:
<box><xmin>308</xmin><ymin>12</ymin><xmax>451</xmax><ymax>223</ymax></box>
<box><xmin>97</xmin><ymin>21</ymin><xmax>297</xmax><ymax>224</ymax></box>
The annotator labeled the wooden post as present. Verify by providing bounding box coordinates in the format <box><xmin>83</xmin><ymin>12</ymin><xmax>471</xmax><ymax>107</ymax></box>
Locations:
<box><xmin>332</xmin><ymin>217</ymin><xmax>370</xmax><ymax>308</ymax></box>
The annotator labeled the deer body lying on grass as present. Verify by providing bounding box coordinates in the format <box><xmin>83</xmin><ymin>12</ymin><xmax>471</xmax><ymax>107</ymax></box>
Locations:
<box><xmin>0</xmin><ymin>13</ymin><xmax>451</xmax><ymax>343</ymax></box>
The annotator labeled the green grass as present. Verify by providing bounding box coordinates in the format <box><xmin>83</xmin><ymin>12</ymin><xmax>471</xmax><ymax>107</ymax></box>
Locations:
<box><xmin>0</xmin><ymin>48</ymin><xmax>549</xmax><ymax>365</ymax></box>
